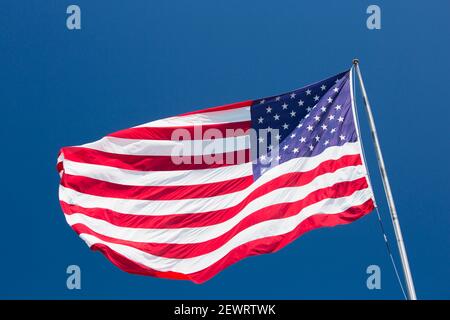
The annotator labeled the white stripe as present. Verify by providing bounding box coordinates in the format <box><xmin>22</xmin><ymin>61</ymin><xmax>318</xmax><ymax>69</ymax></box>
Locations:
<box><xmin>65</xmin><ymin>165</ymin><xmax>369</xmax><ymax>244</ymax></box>
<box><xmin>63</xmin><ymin>160</ymin><xmax>253</xmax><ymax>186</ymax></box>
<box><xmin>59</xmin><ymin>142</ymin><xmax>364</xmax><ymax>215</ymax></box>
<box><xmin>57</xmin><ymin>153</ymin><xmax>64</xmax><ymax>178</ymax></box>
<box><xmin>57</xmin><ymin>153</ymin><xmax>64</xmax><ymax>165</ymax></box>
<box><xmin>136</xmin><ymin>106</ymin><xmax>251</xmax><ymax>128</ymax></box>
<box><xmin>80</xmin><ymin>135</ymin><xmax>249</xmax><ymax>156</ymax></box>
<box><xmin>78</xmin><ymin>189</ymin><xmax>373</xmax><ymax>274</ymax></box>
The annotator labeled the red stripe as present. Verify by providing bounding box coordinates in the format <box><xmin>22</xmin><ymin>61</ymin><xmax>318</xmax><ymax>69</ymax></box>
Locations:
<box><xmin>56</xmin><ymin>161</ymin><xmax>64</xmax><ymax>174</ymax></box>
<box><xmin>61</xmin><ymin>154</ymin><xmax>363</xmax><ymax>229</ymax></box>
<box><xmin>89</xmin><ymin>243</ymin><xmax>190</xmax><ymax>281</ymax></box>
<box><xmin>179</xmin><ymin>100</ymin><xmax>252</xmax><ymax>116</ymax></box>
<box><xmin>60</xmin><ymin>146</ymin><xmax>251</xmax><ymax>171</ymax></box>
<box><xmin>61</xmin><ymin>174</ymin><xmax>254</xmax><ymax>200</ymax></box>
<box><xmin>87</xmin><ymin>200</ymin><xmax>374</xmax><ymax>283</ymax></box>
<box><xmin>108</xmin><ymin>121</ymin><xmax>251</xmax><ymax>140</ymax></box>
<box><xmin>70</xmin><ymin>178</ymin><xmax>369</xmax><ymax>259</ymax></box>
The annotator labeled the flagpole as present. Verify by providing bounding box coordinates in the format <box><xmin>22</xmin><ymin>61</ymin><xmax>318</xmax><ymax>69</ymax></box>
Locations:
<box><xmin>352</xmin><ymin>59</ymin><xmax>417</xmax><ymax>300</ymax></box>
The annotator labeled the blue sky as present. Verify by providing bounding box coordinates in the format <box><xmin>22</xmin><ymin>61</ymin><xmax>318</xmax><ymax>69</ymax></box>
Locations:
<box><xmin>0</xmin><ymin>1</ymin><xmax>449</xmax><ymax>299</ymax></box>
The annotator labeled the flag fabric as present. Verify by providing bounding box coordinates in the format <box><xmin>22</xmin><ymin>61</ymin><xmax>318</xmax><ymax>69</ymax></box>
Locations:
<box><xmin>57</xmin><ymin>69</ymin><xmax>375</xmax><ymax>283</ymax></box>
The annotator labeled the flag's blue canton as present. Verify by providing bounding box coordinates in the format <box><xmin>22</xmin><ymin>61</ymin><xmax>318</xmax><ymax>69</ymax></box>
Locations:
<box><xmin>250</xmin><ymin>71</ymin><xmax>357</xmax><ymax>180</ymax></box>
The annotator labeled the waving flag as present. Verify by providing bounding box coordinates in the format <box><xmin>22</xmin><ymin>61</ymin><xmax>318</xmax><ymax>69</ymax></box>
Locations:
<box><xmin>57</xmin><ymin>69</ymin><xmax>375</xmax><ymax>283</ymax></box>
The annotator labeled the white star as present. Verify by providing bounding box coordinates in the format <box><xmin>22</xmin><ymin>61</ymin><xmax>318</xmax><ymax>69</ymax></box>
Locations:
<box><xmin>333</xmin><ymin>87</ymin><xmax>339</xmax><ymax>93</ymax></box>
<box><xmin>327</xmin><ymin>97</ymin><xmax>333</xmax><ymax>103</ymax></box>
<box><xmin>290</xmin><ymin>110</ymin><xmax>296</xmax><ymax>117</ymax></box>
<box><xmin>267</xmin><ymin>126</ymin><xmax>272</xmax><ymax>132</ymax></box>
<box><xmin>324</xmin><ymin>140</ymin><xmax>330</xmax><ymax>146</ymax></box>
<box><xmin>321</xmin><ymin>124</ymin><xmax>328</xmax><ymax>130</ymax></box>
<box><xmin>330</xmin><ymin>128</ymin><xmax>337</xmax><ymax>133</ymax></box>
<box><xmin>275</xmin><ymin>134</ymin><xmax>281</xmax><ymax>141</ymax></box>
<box><xmin>276</xmin><ymin>155</ymin><xmax>281</xmax><ymax>161</ymax></box>
<box><xmin>335</xmin><ymin>104</ymin><xmax>342</xmax><ymax>110</ymax></box>
<box><xmin>328</xmin><ymin>115</ymin><xmax>335</xmax><ymax>120</ymax></box>
<box><xmin>290</xmin><ymin>133</ymin><xmax>296</xmax><ymax>138</ymax></box>
<box><xmin>260</xmin><ymin>99</ymin><xmax>265</xmax><ymax>104</ymax></box>
<box><xmin>274</xmin><ymin>114</ymin><xmax>280</xmax><ymax>120</ymax></box>
<box><xmin>275</xmin><ymin>96</ymin><xmax>281</xmax><ymax>101</ymax></box>
<box><xmin>315</xmin><ymin>135</ymin><xmax>320</xmax><ymax>142</ymax></box>
<box><xmin>338</xmin><ymin>116</ymin><xmax>344</xmax><ymax>122</ymax></box>
<box><xmin>260</xmin><ymin>155</ymin><xmax>266</xmax><ymax>161</ymax></box>
<box><xmin>339</xmin><ymin>134</ymin><xmax>346</xmax><ymax>141</ymax></box>
<box><xmin>258</xmin><ymin>117</ymin><xmax>264</xmax><ymax>123</ymax></box>
<box><xmin>268</xmin><ymin>145</ymin><xmax>273</xmax><ymax>150</ymax></box>
<box><xmin>321</xmin><ymin>106</ymin><xmax>327</xmax><ymax>112</ymax></box>
<box><xmin>307</xmin><ymin>125</ymin><xmax>313</xmax><ymax>131</ymax></box>
<box><xmin>290</xmin><ymin>93</ymin><xmax>296</xmax><ymax>99</ymax></box>
<box><xmin>258</xmin><ymin>137</ymin><xmax>264</xmax><ymax>143</ymax></box>
<box><xmin>306</xmin><ymin>106</ymin><xmax>312</xmax><ymax>112</ymax></box>
<box><xmin>300</xmin><ymin>137</ymin><xmax>306</xmax><ymax>143</ymax></box>
<box><xmin>293</xmin><ymin>147</ymin><xmax>299</xmax><ymax>153</ymax></box>
<box><xmin>281</xmin><ymin>103</ymin><xmax>288</xmax><ymax>109</ymax></box>
<box><xmin>309</xmin><ymin>144</ymin><xmax>314</xmax><ymax>151</ymax></box>
<box><xmin>306</xmin><ymin>89</ymin><xmax>311</xmax><ymax>95</ymax></box>
<box><xmin>320</xmin><ymin>84</ymin><xmax>326</xmax><ymax>91</ymax></box>
<box><xmin>313</xmin><ymin>95</ymin><xmax>320</xmax><ymax>101</ymax></box>
<box><xmin>314</xmin><ymin>115</ymin><xmax>320</xmax><ymax>121</ymax></box>
<box><xmin>282</xmin><ymin>123</ymin><xmax>289</xmax><ymax>130</ymax></box>
<box><xmin>335</xmin><ymin>78</ymin><xmax>340</xmax><ymax>84</ymax></box>
<box><xmin>266</xmin><ymin>106</ymin><xmax>272</xmax><ymax>113</ymax></box>
<box><xmin>283</xmin><ymin>144</ymin><xmax>289</xmax><ymax>150</ymax></box>
<box><xmin>298</xmin><ymin>100</ymin><xmax>304</xmax><ymax>106</ymax></box>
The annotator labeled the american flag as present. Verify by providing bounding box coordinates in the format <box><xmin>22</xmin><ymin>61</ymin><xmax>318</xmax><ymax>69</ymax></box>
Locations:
<box><xmin>57</xmin><ymin>69</ymin><xmax>375</xmax><ymax>283</ymax></box>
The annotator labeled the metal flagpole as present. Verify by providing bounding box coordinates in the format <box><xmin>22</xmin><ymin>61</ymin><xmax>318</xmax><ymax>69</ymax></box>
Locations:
<box><xmin>352</xmin><ymin>59</ymin><xmax>417</xmax><ymax>300</ymax></box>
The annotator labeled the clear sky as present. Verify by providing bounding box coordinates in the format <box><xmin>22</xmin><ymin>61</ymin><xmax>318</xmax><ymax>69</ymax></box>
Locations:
<box><xmin>1</xmin><ymin>1</ymin><xmax>449</xmax><ymax>299</ymax></box>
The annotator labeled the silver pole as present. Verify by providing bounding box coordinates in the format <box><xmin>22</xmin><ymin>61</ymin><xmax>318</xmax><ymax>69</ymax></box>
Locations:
<box><xmin>352</xmin><ymin>59</ymin><xmax>417</xmax><ymax>300</ymax></box>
